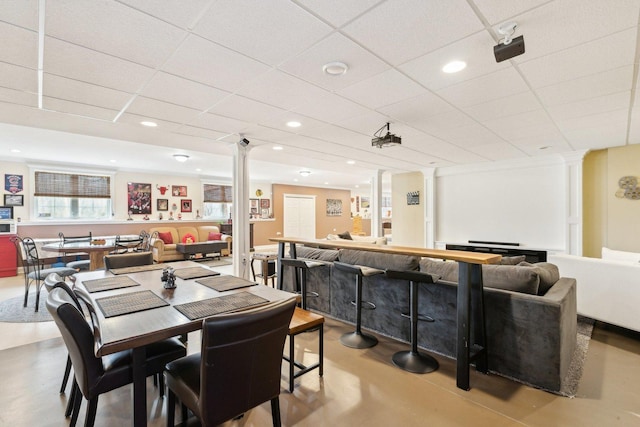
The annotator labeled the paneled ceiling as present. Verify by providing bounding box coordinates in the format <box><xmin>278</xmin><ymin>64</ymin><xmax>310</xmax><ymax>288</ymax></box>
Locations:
<box><xmin>0</xmin><ymin>0</ymin><xmax>639</xmax><ymax>189</ymax></box>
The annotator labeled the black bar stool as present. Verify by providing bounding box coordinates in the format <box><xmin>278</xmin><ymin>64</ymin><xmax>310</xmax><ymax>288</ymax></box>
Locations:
<box><xmin>334</xmin><ymin>261</ymin><xmax>384</xmax><ymax>349</ymax></box>
<box><xmin>280</xmin><ymin>258</ymin><xmax>324</xmax><ymax>310</ymax></box>
<box><xmin>386</xmin><ymin>269</ymin><xmax>439</xmax><ymax>373</ymax></box>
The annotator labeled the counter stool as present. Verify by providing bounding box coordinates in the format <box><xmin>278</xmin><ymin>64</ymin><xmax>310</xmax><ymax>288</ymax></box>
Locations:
<box><xmin>386</xmin><ymin>269</ymin><xmax>439</xmax><ymax>373</ymax></box>
<box><xmin>251</xmin><ymin>253</ymin><xmax>278</xmax><ymax>287</ymax></box>
<box><xmin>284</xmin><ymin>307</ymin><xmax>324</xmax><ymax>392</ymax></box>
<box><xmin>334</xmin><ymin>261</ymin><xmax>384</xmax><ymax>349</ymax></box>
<box><xmin>280</xmin><ymin>258</ymin><xmax>323</xmax><ymax>310</ymax></box>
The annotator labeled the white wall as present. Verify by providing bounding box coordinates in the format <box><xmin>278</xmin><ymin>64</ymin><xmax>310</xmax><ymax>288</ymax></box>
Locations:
<box><xmin>435</xmin><ymin>157</ymin><xmax>566</xmax><ymax>251</ymax></box>
<box><xmin>392</xmin><ymin>171</ymin><xmax>425</xmax><ymax>247</ymax></box>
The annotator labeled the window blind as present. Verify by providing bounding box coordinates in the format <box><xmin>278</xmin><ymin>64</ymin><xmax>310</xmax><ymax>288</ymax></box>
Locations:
<box><xmin>34</xmin><ymin>171</ymin><xmax>111</xmax><ymax>198</ymax></box>
<box><xmin>203</xmin><ymin>184</ymin><xmax>232</xmax><ymax>203</ymax></box>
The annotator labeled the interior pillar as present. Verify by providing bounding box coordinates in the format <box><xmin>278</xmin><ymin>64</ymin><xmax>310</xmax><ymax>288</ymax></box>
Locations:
<box><xmin>371</xmin><ymin>170</ymin><xmax>384</xmax><ymax>237</ymax></box>
<box><xmin>231</xmin><ymin>141</ymin><xmax>251</xmax><ymax>279</ymax></box>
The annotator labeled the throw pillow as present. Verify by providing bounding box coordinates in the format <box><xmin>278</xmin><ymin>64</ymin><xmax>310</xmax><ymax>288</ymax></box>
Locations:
<box><xmin>182</xmin><ymin>233</ymin><xmax>196</xmax><ymax>244</ymax></box>
<box><xmin>337</xmin><ymin>231</ymin><xmax>353</xmax><ymax>240</ymax></box>
<box><xmin>158</xmin><ymin>231</ymin><xmax>173</xmax><ymax>245</ymax></box>
<box><xmin>208</xmin><ymin>232</ymin><xmax>222</xmax><ymax>241</ymax></box>
<box><xmin>500</xmin><ymin>255</ymin><xmax>526</xmax><ymax>265</ymax></box>
<box><xmin>518</xmin><ymin>261</ymin><xmax>560</xmax><ymax>295</ymax></box>
<box><xmin>601</xmin><ymin>247</ymin><xmax>640</xmax><ymax>263</ymax></box>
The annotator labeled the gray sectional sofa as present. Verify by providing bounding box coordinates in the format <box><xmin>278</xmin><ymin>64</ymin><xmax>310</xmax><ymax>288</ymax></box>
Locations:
<box><xmin>281</xmin><ymin>245</ymin><xmax>577</xmax><ymax>393</ymax></box>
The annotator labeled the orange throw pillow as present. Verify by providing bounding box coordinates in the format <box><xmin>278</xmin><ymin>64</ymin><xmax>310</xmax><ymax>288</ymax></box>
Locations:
<box><xmin>182</xmin><ymin>233</ymin><xmax>196</xmax><ymax>244</ymax></box>
<box><xmin>208</xmin><ymin>232</ymin><xmax>222</xmax><ymax>241</ymax></box>
<box><xmin>158</xmin><ymin>231</ymin><xmax>173</xmax><ymax>244</ymax></box>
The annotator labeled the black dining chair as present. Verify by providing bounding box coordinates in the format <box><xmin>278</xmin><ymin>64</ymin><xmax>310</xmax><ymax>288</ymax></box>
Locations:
<box><xmin>110</xmin><ymin>233</ymin><xmax>145</xmax><ymax>254</ymax></box>
<box><xmin>46</xmin><ymin>287</ymin><xmax>187</xmax><ymax>427</ymax></box>
<box><xmin>103</xmin><ymin>251</ymin><xmax>153</xmax><ymax>270</ymax></box>
<box><xmin>11</xmin><ymin>236</ymin><xmax>77</xmax><ymax>312</ymax></box>
<box><xmin>58</xmin><ymin>232</ymin><xmax>92</xmax><ymax>271</ymax></box>
<box><xmin>164</xmin><ymin>298</ymin><xmax>297</xmax><ymax>427</ymax></box>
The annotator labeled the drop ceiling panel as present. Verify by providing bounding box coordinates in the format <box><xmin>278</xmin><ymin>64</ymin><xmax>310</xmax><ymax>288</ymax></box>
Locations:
<box><xmin>279</xmin><ymin>32</ymin><xmax>390</xmax><ymax>91</ymax></box>
<box><xmin>0</xmin><ymin>0</ymin><xmax>39</xmax><ymax>30</ymax></box>
<box><xmin>484</xmin><ymin>110</ymin><xmax>560</xmax><ymax>141</ymax></box>
<box><xmin>436</xmin><ymin>67</ymin><xmax>529</xmax><ymax>108</ymax></box>
<box><xmin>116</xmin><ymin>0</ymin><xmax>214</xmax><ymax>30</ymax></box>
<box><xmin>140</xmin><ymin>72</ymin><xmax>230</xmax><ymax>111</ymax></box>
<box><xmin>445</xmin><ymin>125</ymin><xmax>503</xmax><ymax>148</ymax></box>
<box><xmin>0</xmin><ymin>62</ymin><xmax>37</xmax><ymax>92</ymax></box>
<box><xmin>342</xmin><ymin>0</ymin><xmax>483</xmax><ymax>65</ymax></box>
<box><xmin>298</xmin><ymin>124</ymin><xmax>369</xmax><ymax>147</ymax></box>
<box><xmin>227</xmin><ymin>125</ymin><xmax>294</xmax><ymax>143</ymax></box>
<box><xmin>258</xmin><ymin>112</ymin><xmax>326</xmax><ymax>134</ymax></box>
<box><xmin>189</xmin><ymin>112</ymin><xmax>253</xmax><ymax>134</ymax></box>
<box><xmin>126</xmin><ymin>96</ymin><xmax>202</xmax><ymax>124</ymax></box>
<box><xmin>46</xmin><ymin>1</ymin><xmax>186</xmax><ymax>68</ymax></box>
<box><xmin>207</xmin><ymin>95</ymin><xmax>287</xmax><ymax>126</ymax></box>
<box><xmin>463</xmin><ymin>91</ymin><xmax>542</xmax><ymax>123</ymax></box>
<box><xmin>173</xmin><ymin>125</ymin><xmax>229</xmax><ymax>141</ymax></box>
<box><xmin>293</xmin><ymin>92</ymin><xmax>372</xmax><ymax>123</ymax></box>
<box><xmin>42</xmin><ymin>97</ymin><xmax>118</xmax><ymax>121</ymax></box>
<box><xmin>335</xmin><ymin>111</ymin><xmax>394</xmax><ymax>135</ymax></box>
<box><xmin>473</xmin><ymin>0</ymin><xmax>550</xmax><ymax>25</ymax></box>
<box><xmin>162</xmin><ymin>34</ymin><xmax>271</xmax><ymax>92</ymax></box>
<box><xmin>465</xmin><ymin>141</ymin><xmax>526</xmax><ymax>161</ymax></box>
<box><xmin>295</xmin><ymin>0</ymin><xmax>383</xmax><ymax>28</ymax></box>
<box><xmin>536</xmin><ymin>66</ymin><xmax>634</xmax><ymax>107</ymax></box>
<box><xmin>43</xmin><ymin>74</ymin><xmax>131</xmax><ymax>110</ymax></box>
<box><xmin>0</xmin><ymin>21</ymin><xmax>38</xmax><ymax>68</ymax></box>
<box><xmin>117</xmin><ymin>113</ymin><xmax>183</xmax><ymax>133</ymax></box>
<box><xmin>338</xmin><ymin>69</ymin><xmax>427</xmax><ymax>109</ymax></box>
<box><xmin>236</xmin><ymin>69</ymin><xmax>329</xmax><ymax>111</ymax></box>
<box><xmin>555</xmin><ymin>109</ymin><xmax>629</xmax><ymax>133</ymax></box>
<box><xmin>0</xmin><ymin>87</ymin><xmax>37</xmax><ymax>108</ymax></box>
<box><xmin>44</xmin><ymin>37</ymin><xmax>155</xmax><ymax>93</ymax></box>
<box><xmin>564</xmin><ymin>123</ymin><xmax>628</xmax><ymax>150</ymax></box>
<box><xmin>193</xmin><ymin>0</ymin><xmax>332</xmax><ymax>66</ymax></box>
<box><xmin>400</xmin><ymin>31</ymin><xmax>510</xmax><ymax>92</ymax></box>
<box><xmin>377</xmin><ymin>92</ymin><xmax>455</xmax><ymax>124</ymax></box>
<box><xmin>547</xmin><ymin>91</ymin><xmax>631</xmax><ymax>122</ymax></box>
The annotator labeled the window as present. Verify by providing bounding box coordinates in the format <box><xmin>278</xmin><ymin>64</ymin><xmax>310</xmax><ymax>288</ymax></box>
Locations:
<box><xmin>33</xmin><ymin>171</ymin><xmax>112</xmax><ymax>220</ymax></box>
<box><xmin>202</xmin><ymin>184</ymin><xmax>232</xmax><ymax>221</ymax></box>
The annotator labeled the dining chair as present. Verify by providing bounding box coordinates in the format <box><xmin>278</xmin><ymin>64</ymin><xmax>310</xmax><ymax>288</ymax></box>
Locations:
<box><xmin>103</xmin><ymin>251</ymin><xmax>153</xmax><ymax>270</ymax></box>
<box><xmin>59</xmin><ymin>232</ymin><xmax>92</xmax><ymax>271</ymax></box>
<box><xmin>164</xmin><ymin>298</ymin><xmax>297</xmax><ymax>427</ymax></box>
<box><xmin>46</xmin><ymin>287</ymin><xmax>187</xmax><ymax>427</ymax></box>
<box><xmin>11</xmin><ymin>236</ymin><xmax>77</xmax><ymax>312</ymax></box>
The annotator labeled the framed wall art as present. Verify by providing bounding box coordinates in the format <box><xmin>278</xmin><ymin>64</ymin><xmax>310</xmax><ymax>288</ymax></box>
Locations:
<box><xmin>4</xmin><ymin>194</ymin><xmax>23</xmax><ymax>206</ymax></box>
<box><xmin>326</xmin><ymin>198</ymin><xmax>342</xmax><ymax>216</ymax></box>
<box><xmin>127</xmin><ymin>182</ymin><xmax>152</xmax><ymax>214</ymax></box>
<box><xmin>181</xmin><ymin>199</ymin><xmax>192</xmax><ymax>212</ymax></box>
<box><xmin>157</xmin><ymin>198</ymin><xmax>168</xmax><ymax>211</ymax></box>
<box><xmin>250</xmin><ymin>198</ymin><xmax>259</xmax><ymax>214</ymax></box>
<box><xmin>172</xmin><ymin>185</ymin><xmax>188</xmax><ymax>197</ymax></box>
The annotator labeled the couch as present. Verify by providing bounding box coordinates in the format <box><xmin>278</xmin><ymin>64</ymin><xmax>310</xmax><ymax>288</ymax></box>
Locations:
<box><xmin>149</xmin><ymin>225</ymin><xmax>231</xmax><ymax>263</ymax></box>
<box><xmin>549</xmin><ymin>248</ymin><xmax>640</xmax><ymax>332</ymax></box>
<box><xmin>281</xmin><ymin>246</ymin><xmax>577</xmax><ymax>393</ymax></box>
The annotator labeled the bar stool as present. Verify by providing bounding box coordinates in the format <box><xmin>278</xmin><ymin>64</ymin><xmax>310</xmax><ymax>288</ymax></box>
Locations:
<box><xmin>334</xmin><ymin>261</ymin><xmax>384</xmax><ymax>349</ymax></box>
<box><xmin>386</xmin><ymin>269</ymin><xmax>439</xmax><ymax>373</ymax></box>
<box><xmin>284</xmin><ymin>307</ymin><xmax>324</xmax><ymax>392</ymax></box>
<box><xmin>251</xmin><ymin>253</ymin><xmax>278</xmax><ymax>287</ymax></box>
<box><xmin>280</xmin><ymin>258</ymin><xmax>324</xmax><ymax>309</ymax></box>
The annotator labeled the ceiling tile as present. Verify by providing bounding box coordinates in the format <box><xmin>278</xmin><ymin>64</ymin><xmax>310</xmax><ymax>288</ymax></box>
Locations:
<box><xmin>295</xmin><ymin>0</ymin><xmax>383</xmax><ymax>27</ymax></box>
<box><xmin>473</xmin><ymin>0</ymin><xmax>549</xmax><ymax>25</ymax></box>
<box><xmin>564</xmin><ymin>121</ymin><xmax>628</xmax><ymax>150</ymax></box>
<box><xmin>436</xmin><ymin>67</ymin><xmax>529</xmax><ymax>108</ymax></box>
<box><xmin>547</xmin><ymin>91</ymin><xmax>631</xmax><ymax>122</ymax></box>
<box><xmin>258</xmin><ymin>112</ymin><xmax>326</xmax><ymax>134</ymax></box>
<box><xmin>0</xmin><ymin>87</ymin><xmax>37</xmax><ymax>108</ymax></box>
<box><xmin>336</xmin><ymin>110</ymin><xmax>393</xmax><ymax>135</ymax></box>
<box><xmin>0</xmin><ymin>0</ymin><xmax>39</xmax><ymax>30</ymax></box>
<box><xmin>172</xmin><ymin>125</ymin><xmax>230</xmax><ymax>141</ymax></box>
<box><xmin>463</xmin><ymin>91</ymin><xmax>542</xmax><ymax>123</ymax></box>
<box><xmin>189</xmin><ymin>112</ymin><xmax>253</xmax><ymax>134</ymax></box>
<box><xmin>465</xmin><ymin>141</ymin><xmax>526</xmax><ymax>161</ymax></box>
<box><xmin>0</xmin><ymin>62</ymin><xmax>37</xmax><ymax>92</ymax></box>
<box><xmin>279</xmin><ymin>32</ymin><xmax>390</xmax><ymax>91</ymax></box>
<box><xmin>338</xmin><ymin>69</ymin><xmax>427</xmax><ymax>109</ymax></box>
<box><xmin>236</xmin><ymin>69</ymin><xmax>329</xmax><ymax>110</ymax></box>
<box><xmin>555</xmin><ymin>109</ymin><xmax>629</xmax><ymax>133</ymax></box>
<box><xmin>343</xmin><ymin>0</ymin><xmax>483</xmax><ymax>65</ymax></box>
<box><xmin>378</xmin><ymin>92</ymin><xmax>455</xmax><ymax>123</ymax></box>
<box><xmin>44</xmin><ymin>37</ymin><xmax>155</xmax><ymax>93</ymax></box>
<box><xmin>46</xmin><ymin>0</ymin><xmax>186</xmax><ymax>68</ymax></box>
<box><xmin>116</xmin><ymin>0</ymin><xmax>213</xmax><ymax>30</ymax></box>
<box><xmin>162</xmin><ymin>34</ymin><xmax>271</xmax><ymax>92</ymax></box>
<box><xmin>117</xmin><ymin>112</ymin><xmax>183</xmax><ymax>133</ymax></box>
<box><xmin>193</xmin><ymin>0</ymin><xmax>332</xmax><ymax>66</ymax></box>
<box><xmin>483</xmin><ymin>109</ymin><xmax>559</xmax><ymax>141</ymax></box>
<box><xmin>43</xmin><ymin>74</ymin><xmax>131</xmax><ymax>110</ymax></box>
<box><xmin>0</xmin><ymin>21</ymin><xmax>38</xmax><ymax>68</ymax></box>
<box><xmin>42</xmin><ymin>97</ymin><xmax>118</xmax><ymax>121</ymax></box>
<box><xmin>294</xmin><ymin>92</ymin><xmax>372</xmax><ymax>123</ymax></box>
<box><xmin>140</xmin><ymin>72</ymin><xmax>230</xmax><ymax>111</ymax></box>
<box><xmin>207</xmin><ymin>95</ymin><xmax>286</xmax><ymax>125</ymax></box>
<box><xmin>126</xmin><ymin>96</ymin><xmax>202</xmax><ymax>124</ymax></box>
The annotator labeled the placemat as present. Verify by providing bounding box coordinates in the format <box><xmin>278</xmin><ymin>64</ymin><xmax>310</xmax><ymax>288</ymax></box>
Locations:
<box><xmin>173</xmin><ymin>292</ymin><xmax>269</xmax><ymax>320</ymax></box>
<box><xmin>95</xmin><ymin>290</ymin><xmax>169</xmax><ymax>318</ymax></box>
<box><xmin>83</xmin><ymin>276</ymin><xmax>141</xmax><ymax>293</ymax></box>
<box><xmin>174</xmin><ymin>267</ymin><xmax>221</xmax><ymax>280</ymax></box>
<box><xmin>196</xmin><ymin>275</ymin><xmax>258</xmax><ymax>292</ymax></box>
<box><xmin>109</xmin><ymin>264</ymin><xmax>165</xmax><ymax>275</ymax></box>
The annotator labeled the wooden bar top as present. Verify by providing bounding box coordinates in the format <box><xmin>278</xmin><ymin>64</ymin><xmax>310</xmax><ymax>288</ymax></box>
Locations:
<box><xmin>269</xmin><ymin>237</ymin><xmax>501</xmax><ymax>265</ymax></box>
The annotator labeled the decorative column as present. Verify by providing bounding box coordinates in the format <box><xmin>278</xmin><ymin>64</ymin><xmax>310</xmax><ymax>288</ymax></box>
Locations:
<box><xmin>562</xmin><ymin>150</ymin><xmax>588</xmax><ymax>255</ymax></box>
<box><xmin>423</xmin><ymin>167</ymin><xmax>436</xmax><ymax>249</ymax></box>
<box><xmin>371</xmin><ymin>170</ymin><xmax>384</xmax><ymax>237</ymax></box>
<box><xmin>231</xmin><ymin>141</ymin><xmax>252</xmax><ymax>279</ymax></box>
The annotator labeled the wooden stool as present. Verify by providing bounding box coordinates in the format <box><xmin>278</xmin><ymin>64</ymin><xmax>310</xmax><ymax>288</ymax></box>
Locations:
<box><xmin>251</xmin><ymin>253</ymin><xmax>278</xmax><ymax>287</ymax></box>
<box><xmin>284</xmin><ymin>307</ymin><xmax>324</xmax><ymax>393</ymax></box>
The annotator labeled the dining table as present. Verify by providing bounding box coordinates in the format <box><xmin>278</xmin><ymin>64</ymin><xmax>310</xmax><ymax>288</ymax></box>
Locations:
<box><xmin>73</xmin><ymin>260</ymin><xmax>297</xmax><ymax>427</ymax></box>
<box><xmin>42</xmin><ymin>237</ymin><xmax>136</xmax><ymax>270</ymax></box>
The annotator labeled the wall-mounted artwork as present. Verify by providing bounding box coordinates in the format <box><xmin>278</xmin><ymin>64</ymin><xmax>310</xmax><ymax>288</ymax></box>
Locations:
<box><xmin>181</xmin><ymin>199</ymin><xmax>192</xmax><ymax>212</ymax></box>
<box><xmin>250</xmin><ymin>198</ymin><xmax>259</xmax><ymax>214</ymax></box>
<box><xmin>127</xmin><ymin>182</ymin><xmax>152</xmax><ymax>214</ymax></box>
<box><xmin>360</xmin><ymin>196</ymin><xmax>370</xmax><ymax>209</ymax></box>
<box><xmin>326</xmin><ymin>199</ymin><xmax>342</xmax><ymax>216</ymax></box>
<box><xmin>172</xmin><ymin>185</ymin><xmax>187</xmax><ymax>197</ymax></box>
<box><xmin>4</xmin><ymin>174</ymin><xmax>23</xmax><ymax>194</ymax></box>
<box><xmin>4</xmin><ymin>194</ymin><xmax>23</xmax><ymax>206</ymax></box>
<box><xmin>407</xmin><ymin>191</ymin><xmax>420</xmax><ymax>205</ymax></box>
<box><xmin>157</xmin><ymin>198</ymin><xmax>168</xmax><ymax>211</ymax></box>
<box><xmin>616</xmin><ymin>176</ymin><xmax>640</xmax><ymax>199</ymax></box>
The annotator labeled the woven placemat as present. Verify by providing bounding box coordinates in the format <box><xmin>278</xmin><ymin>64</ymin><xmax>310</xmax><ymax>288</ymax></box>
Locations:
<box><xmin>173</xmin><ymin>292</ymin><xmax>269</xmax><ymax>320</ymax></box>
<box><xmin>95</xmin><ymin>290</ymin><xmax>169</xmax><ymax>318</ymax></box>
<box><xmin>109</xmin><ymin>264</ymin><xmax>165</xmax><ymax>275</ymax></box>
<box><xmin>174</xmin><ymin>267</ymin><xmax>221</xmax><ymax>280</ymax></box>
<box><xmin>83</xmin><ymin>276</ymin><xmax>141</xmax><ymax>293</ymax></box>
<box><xmin>196</xmin><ymin>275</ymin><xmax>258</xmax><ymax>292</ymax></box>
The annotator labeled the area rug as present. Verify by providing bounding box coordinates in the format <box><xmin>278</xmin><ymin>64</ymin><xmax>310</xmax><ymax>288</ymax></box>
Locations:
<box><xmin>559</xmin><ymin>315</ymin><xmax>595</xmax><ymax>397</ymax></box>
<box><xmin>196</xmin><ymin>258</ymin><xmax>233</xmax><ymax>268</ymax></box>
<box><xmin>0</xmin><ymin>293</ymin><xmax>52</xmax><ymax>323</ymax></box>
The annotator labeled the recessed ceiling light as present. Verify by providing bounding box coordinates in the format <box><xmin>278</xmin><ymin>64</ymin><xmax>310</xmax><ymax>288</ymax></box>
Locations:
<box><xmin>109</xmin><ymin>159</ymin><xmax>117</xmax><ymax>163</ymax></box>
<box><xmin>196</xmin><ymin>168</ymin><xmax>202</xmax><ymax>172</ymax></box>
<box><xmin>11</xmin><ymin>149</ymin><xmax>20</xmax><ymax>153</ymax></box>
<box><xmin>272</xmin><ymin>146</ymin><xmax>284</xmax><ymax>151</ymax></box>
<box><xmin>322</xmin><ymin>61</ymin><xmax>348</xmax><ymax>76</ymax></box>
<box><xmin>173</xmin><ymin>154</ymin><xmax>189</xmax><ymax>162</ymax></box>
<box><xmin>140</xmin><ymin>121</ymin><xmax>158</xmax><ymax>127</ymax></box>
<box><xmin>539</xmin><ymin>145</ymin><xmax>552</xmax><ymax>150</ymax></box>
<box><xmin>324</xmin><ymin>182</ymin><xmax>329</xmax><ymax>185</ymax></box>
<box><xmin>442</xmin><ymin>60</ymin><xmax>467</xmax><ymax>74</ymax></box>
<box><xmin>293</xmin><ymin>178</ymin><xmax>299</xmax><ymax>182</ymax></box>
<box><xmin>286</xmin><ymin>121</ymin><xmax>301</xmax><ymax>128</ymax></box>
<box><xmin>355</xmin><ymin>185</ymin><xmax>359</xmax><ymax>188</ymax></box>
<box><xmin>299</xmin><ymin>170</ymin><xmax>311</xmax><ymax>177</ymax></box>
<box><xmin>347</xmin><ymin>160</ymin><xmax>356</xmax><ymax>165</ymax></box>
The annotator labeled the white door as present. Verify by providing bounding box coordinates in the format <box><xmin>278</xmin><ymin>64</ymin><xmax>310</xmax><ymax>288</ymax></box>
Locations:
<box><xmin>284</xmin><ymin>194</ymin><xmax>316</xmax><ymax>239</ymax></box>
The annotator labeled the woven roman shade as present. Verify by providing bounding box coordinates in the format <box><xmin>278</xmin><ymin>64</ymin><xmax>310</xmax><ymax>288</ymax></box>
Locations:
<box><xmin>35</xmin><ymin>171</ymin><xmax>111</xmax><ymax>198</ymax></box>
<box><xmin>203</xmin><ymin>184</ymin><xmax>232</xmax><ymax>203</ymax></box>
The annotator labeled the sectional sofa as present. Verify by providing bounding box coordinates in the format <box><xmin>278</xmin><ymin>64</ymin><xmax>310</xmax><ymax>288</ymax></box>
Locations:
<box><xmin>149</xmin><ymin>225</ymin><xmax>231</xmax><ymax>263</ymax></box>
<box><xmin>281</xmin><ymin>245</ymin><xmax>577</xmax><ymax>393</ymax></box>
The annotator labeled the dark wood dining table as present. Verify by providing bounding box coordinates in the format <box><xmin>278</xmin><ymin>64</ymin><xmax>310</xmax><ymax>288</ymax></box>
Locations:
<box><xmin>73</xmin><ymin>260</ymin><xmax>297</xmax><ymax>427</ymax></box>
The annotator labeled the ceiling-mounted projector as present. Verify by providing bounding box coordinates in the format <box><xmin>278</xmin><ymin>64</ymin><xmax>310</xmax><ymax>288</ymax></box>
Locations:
<box><xmin>494</xmin><ymin>22</ymin><xmax>525</xmax><ymax>63</ymax></box>
<box><xmin>372</xmin><ymin>122</ymin><xmax>401</xmax><ymax>148</ymax></box>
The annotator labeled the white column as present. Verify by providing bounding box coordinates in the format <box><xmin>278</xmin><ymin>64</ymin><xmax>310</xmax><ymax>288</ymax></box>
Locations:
<box><xmin>231</xmin><ymin>141</ymin><xmax>252</xmax><ymax>278</ymax></box>
<box><xmin>423</xmin><ymin>167</ymin><xmax>436</xmax><ymax>249</ymax></box>
<box><xmin>562</xmin><ymin>151</ymin><xmax>588</xmax><ymax>255</ymax></box>
<box><xmin>371</xmin><ymin>170</ymin><xmax>384</xmax><ymax>237</ymax></box>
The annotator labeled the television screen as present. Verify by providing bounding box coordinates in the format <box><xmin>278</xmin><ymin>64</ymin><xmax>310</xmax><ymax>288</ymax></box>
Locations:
<box><xmin>0</xmin><ymin>206</ymin><xmax>13</xmax><ymax>219</ymax></box>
